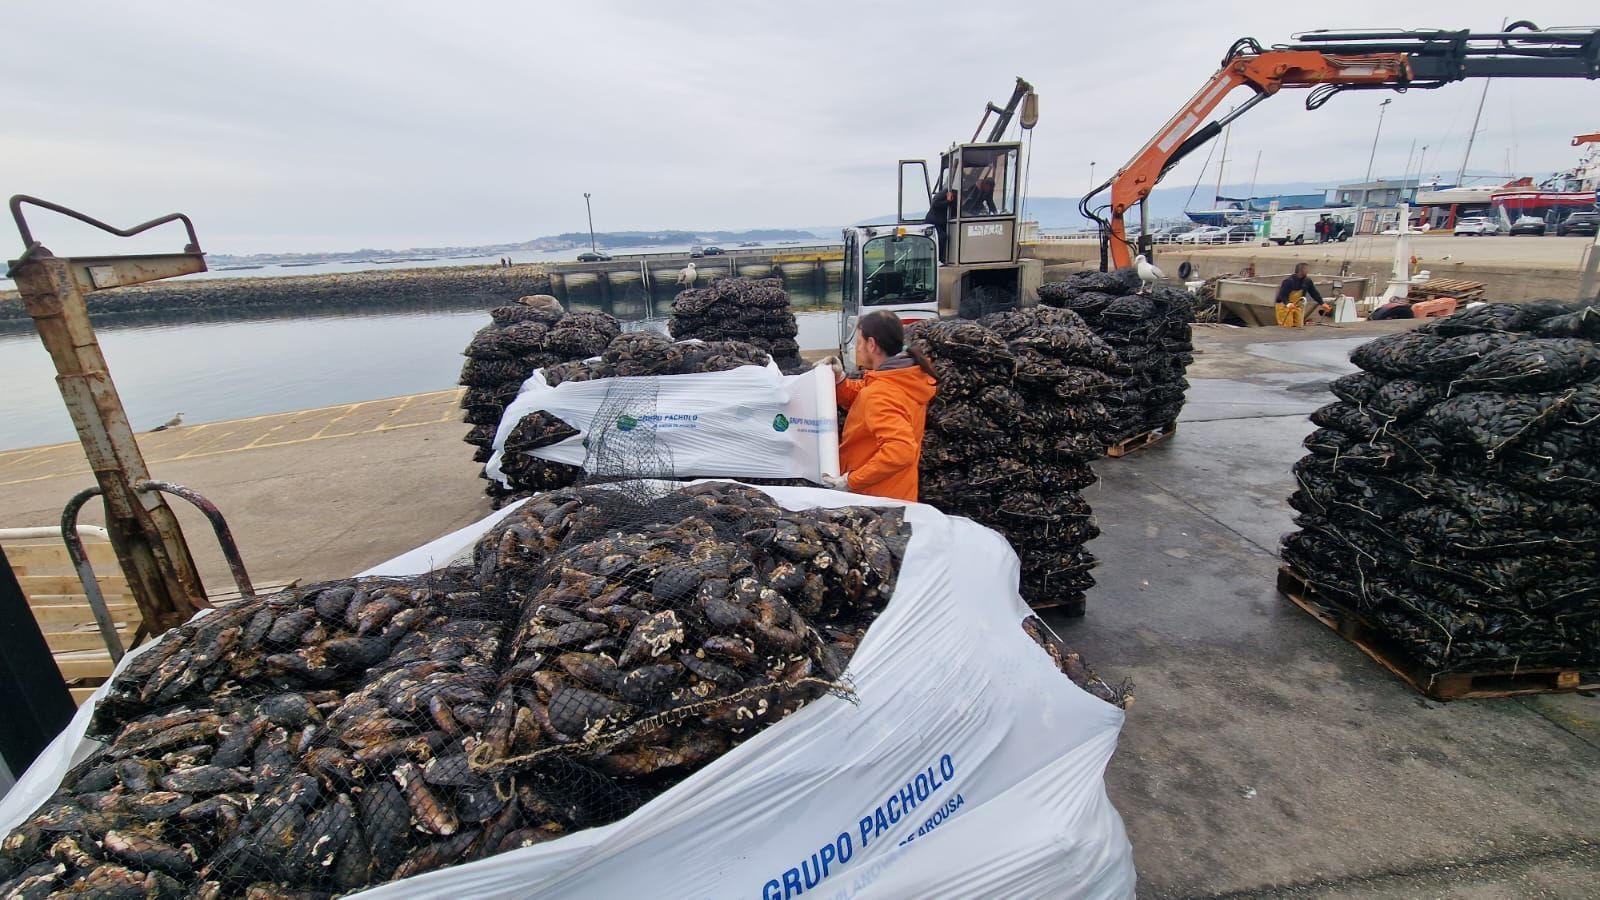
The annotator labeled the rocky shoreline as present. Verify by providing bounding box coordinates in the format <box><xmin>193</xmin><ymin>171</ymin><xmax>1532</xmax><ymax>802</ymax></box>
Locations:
<box><xmin>0</xmin><ymin>265</ymin><xmax>552</xmax><ymax>329</ymax></box>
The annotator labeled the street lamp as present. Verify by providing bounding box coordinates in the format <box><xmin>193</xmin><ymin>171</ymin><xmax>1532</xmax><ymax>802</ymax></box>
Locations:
<box><xmin>583</xmin><ymin>192</ymin><xmax>597</xmax><ymax>253</ymax></box>
<box><xmin>1088</xmin><ymin>161</ymin><xmax>1096</xmax><ymax>191</ymax></box>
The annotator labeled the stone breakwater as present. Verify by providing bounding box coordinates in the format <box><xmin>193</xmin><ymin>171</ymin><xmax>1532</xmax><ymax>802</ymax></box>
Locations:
<box><xmin>0</xmin><ymin>265</ymin><xmax>552</xmax><ymax>328</ymax></box>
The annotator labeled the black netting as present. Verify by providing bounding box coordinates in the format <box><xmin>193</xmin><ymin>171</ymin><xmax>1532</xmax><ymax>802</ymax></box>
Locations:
<box><xmin>1038</xmin><ymin>271</ymin><xmax>1195</xmax><ymax>444</ymax></box>
<box><xmin>456</xmin><ymin>295</ymin><xmax>622</xmax><ymax>506</ymax></box>
<box><xmin>1282</xmin><ymin>299</ymin><xmax>1600</xmax><ymax>675</ymax></box>
<box><xmin>909</xmin><ymin>307</ymin><xmax>1121</xmax><ymax>611</ymax></box>
<box><xmin>5</xmin><ymin>482</ymin><xmax>916</xmax><ymax>895</ymax></box>
<box><xmin>668</xmin><ymin>277</ymin><xmax>803</xmax><ymax>371</ymax></box>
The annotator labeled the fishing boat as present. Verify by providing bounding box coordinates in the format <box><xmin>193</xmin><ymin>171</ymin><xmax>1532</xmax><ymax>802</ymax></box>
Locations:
<box><xmin>1489</xmin><ymin>132</ymin><xmax>1600</xmax><ymax>223</ymax></box>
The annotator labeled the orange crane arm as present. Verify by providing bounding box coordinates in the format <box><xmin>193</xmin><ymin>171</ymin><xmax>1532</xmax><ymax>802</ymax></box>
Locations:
<box><xmin>1104</xmin><ymin>52</ymin><xmax>1411</xmax><ymax>267</ymax></box>
<box><xmin>1085</xmin><ymin>24</ymin><xmax>1600</xmax><ymax>270</ymax></box>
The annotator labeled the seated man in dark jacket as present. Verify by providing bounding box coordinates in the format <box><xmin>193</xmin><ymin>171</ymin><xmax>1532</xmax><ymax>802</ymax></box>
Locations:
<box><xmin>1274</xmin><ymin>263</ymin><xmax>1323</xmax><ymax>328</ymax></box>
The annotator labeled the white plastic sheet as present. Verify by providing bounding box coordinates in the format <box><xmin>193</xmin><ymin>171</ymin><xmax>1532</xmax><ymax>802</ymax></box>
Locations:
<box><xmin>1</xmin><ymin>485</ymin><xmax>1134</xmax><ymax>899</ymax></box>
<box><xmin>485</xmin><ymin>364</ymin><xmax>840</xmax><ymax>486</ymax></box>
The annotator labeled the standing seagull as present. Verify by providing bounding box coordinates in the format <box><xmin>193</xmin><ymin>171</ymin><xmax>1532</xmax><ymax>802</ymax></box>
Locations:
<box><xmin>675</xmin><ymin>262</ymin><xmax>698</xmax><ymax>288</ymax></box>
<box><xmin>150</xmin><ymin>412</ymin><xmax>184</xmax><ymax>432</ymax></box>
<box><xmin>1135</xmin><ymin>254</ymin><xmax>1164</xmax><ymax>295</ymax></box>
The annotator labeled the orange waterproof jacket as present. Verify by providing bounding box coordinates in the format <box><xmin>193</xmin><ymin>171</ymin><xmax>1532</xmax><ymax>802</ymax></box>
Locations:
<box><xmin>836</xmin><ymin>360</ymin><xmax>938</xmax><ymax>502</ymax></box>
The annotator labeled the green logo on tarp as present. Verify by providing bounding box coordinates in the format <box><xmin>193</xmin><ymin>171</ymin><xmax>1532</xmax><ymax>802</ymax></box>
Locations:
<box><xmin>617</xmin><ymin>415</ymin><xmax>638</xmax><ymax>432</ymax></box>
<box><xmin>772</xmin><ymin>414</ymin><xmax>790</xmax><ymax>432</ymax></box>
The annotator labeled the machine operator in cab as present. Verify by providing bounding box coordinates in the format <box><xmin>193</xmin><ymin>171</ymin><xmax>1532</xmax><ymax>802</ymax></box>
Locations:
<box><xmin>822</xmin><ymin>311</ymin><xmax>939</xmax><ymax>502</ymax></box>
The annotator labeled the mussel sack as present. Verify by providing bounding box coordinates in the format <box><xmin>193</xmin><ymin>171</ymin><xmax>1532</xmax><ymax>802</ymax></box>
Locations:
<box><xmin>1038</xmin><ymin>269</ymin><xmax>1196</xmax><ymax>443</ymax></box>
<box><xmin>1283</xmin><ymin>299</ymin><xmax>1600</xmax><ymax>674</ymax></box>
<box><xmin>1</xmin><ymin>483</ymin><xmax>1132</xmax><ymax>897</ymax></box>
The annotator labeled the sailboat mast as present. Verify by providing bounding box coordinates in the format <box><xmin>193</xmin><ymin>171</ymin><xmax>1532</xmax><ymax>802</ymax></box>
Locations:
<box><xmin>1457</xmin><ymin>75</ymin><xmax>1490</xmax><ymax>184</ymax></box>
<box><xmin>1215</xmin><ymin>125</ymin><xmax>1231</xmax><ymax>208</ymax></box>
<box><xmin>1248</xmin><ymin>150</ymin><xmax>1262</xmax><ymax>206</ymax></box>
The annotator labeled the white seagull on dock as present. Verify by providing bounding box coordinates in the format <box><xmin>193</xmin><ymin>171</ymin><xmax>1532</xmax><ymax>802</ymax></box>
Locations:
<box><xmin>675</xmin><ymin>262</ymin><xmax>698</xmax><ymax>288</ymax></box>
<box><xmin>150</xmin><ymin>412</ymin><xmax>184</xmax><ymax>432</ymax></box>
<box><xmin>1135</xmin><ymin>254</ymin><xmax>1164</xmax><ymax>294</ymax></box>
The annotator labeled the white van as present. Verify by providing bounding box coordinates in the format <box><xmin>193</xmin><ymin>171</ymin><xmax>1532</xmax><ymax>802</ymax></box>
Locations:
<box><xmin>1269</xmin><ymin>209</ymin><xmax>1333</xmax><ymax>245</ymax></box>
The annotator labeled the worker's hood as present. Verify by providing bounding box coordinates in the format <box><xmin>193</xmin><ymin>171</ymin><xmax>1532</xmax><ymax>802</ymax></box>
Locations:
<box><xmin>864</xmin><ymin>355</ymin><xmax>937</xmax><ymax>402</ymax></box>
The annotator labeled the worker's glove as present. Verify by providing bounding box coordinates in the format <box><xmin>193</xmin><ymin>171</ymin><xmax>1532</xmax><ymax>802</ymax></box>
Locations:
<box><xmin>821</xmin><ymin>472</ymin><xmax>851</xmax><ymax>492</ymax></box>
<box><xmin>816</xmin><ymin>356</ymin><xmax>845</xmax><ymax>384</ymax></box>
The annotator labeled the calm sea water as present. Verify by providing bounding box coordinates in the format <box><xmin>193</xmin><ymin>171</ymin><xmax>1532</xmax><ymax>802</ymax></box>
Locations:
<box><xmin>1</xmin><ymin>306</ymin><xmax>843</xmax><ymax>450</ymax></box>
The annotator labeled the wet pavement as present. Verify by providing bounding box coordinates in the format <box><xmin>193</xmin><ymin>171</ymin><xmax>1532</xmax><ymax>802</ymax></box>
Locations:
<box><xmin>1045</xmin><ymin>325</ymin><xmax>1600</xmax><ymax>898</ymax></box>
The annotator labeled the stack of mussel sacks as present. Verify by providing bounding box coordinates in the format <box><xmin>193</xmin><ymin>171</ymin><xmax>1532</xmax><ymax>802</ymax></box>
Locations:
<box><xmin>491</xmin><ymin>333</ymin><xmax>775</xmax><ymax>503</ymax></box>
<box><xmin>0</xmin><ymin>483</ymin><xmax>910</xmax><ymax>896</ymax></box>
<box><xmin>457</xmin><ymin>296</ymin><xmax>621</xmax><ymax>502</ymax></box>
<box><xmin>669</xmin><ymin>277</ymin><xmax>803</xmax><ymax>371</ymax></box>
<box><xmin>1282</xmin><ymin>300</ymin><xmax>1600</xmax><ymax>675</ymax></box>
<box><xmin>1038</xmin><ymin>269</ymin><xmax>1196</xmax><ymax>444</ymax></box>
<box><xmin>909</xmin><ymin>307</ymin><xmax>1126</xmax><ymax>615</ymax></box>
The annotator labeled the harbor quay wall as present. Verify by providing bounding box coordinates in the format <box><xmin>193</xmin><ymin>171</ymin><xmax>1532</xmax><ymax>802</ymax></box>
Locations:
<box><xmin>0</xmin><ymin>265</ymin><xmax>553</xmax><ymax>329</ymax></box>
<box><xmin>1024</xmin><ymin>240</ymin><xmax>1585</xmax><ymax>303</ymax></box>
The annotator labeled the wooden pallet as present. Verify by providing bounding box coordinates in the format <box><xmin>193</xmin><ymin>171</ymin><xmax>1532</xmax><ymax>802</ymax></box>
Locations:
<box><xmin>1027</xmin><ymin>595</ymin><xmax>1087</xmax><ymax>618</ymax></box>
<box><xmin>1106</xmin><ymin>421</ymin><xmax>1178</xmax><ymax>458</ymax></box>
<box><xmin>1407</xmin><ymin>277</ymin><xmax>1486</xmax><ymax>303</ymax></box>
<box><xmin>1277</xmin><ymin>566</ymin><xmax>1598</xmax><ymax>701</ymax></box>
<box><xmin>7</xmin><ymin>539</ymin><xmax>136</xmax><ymax>703</ymax></box>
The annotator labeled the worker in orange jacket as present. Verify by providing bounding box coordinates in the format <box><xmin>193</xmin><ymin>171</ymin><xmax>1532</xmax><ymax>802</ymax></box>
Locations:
<box><xmin>822</xmin><ymin>310</ymin><xmax>939</xmax><ymax>502</ymax></box>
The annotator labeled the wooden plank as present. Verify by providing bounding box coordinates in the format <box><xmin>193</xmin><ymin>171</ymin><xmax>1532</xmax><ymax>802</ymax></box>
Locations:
<box><xmin>55</xmin><ymin>656</ymin><xmax>116</xmax><ymax>681</ymax></box>
<box><xmin>46</xmin><ymin>628</ymin><xmax>136</xmax><ymax>654</ymax></box>
<box><xmin>18</xmin><ymin>573</ymin><xmax>129</xmax><ymax>597</ymax></box>
<box><xmin>31</xmin><ymin>603</ymin><xmax>140</xmax><ymax>628</ymax></box>
<box><xmin>1027</xmin><ymin>596</ymin><xmax>1087</xmax><ymax>617</ymax></box>
<box><xmin>1277</xmin><ymin>566</ymin><xmax>1598</xmax><ymax>701</ymax></box>
<box><xmin>70</xmin><ymin>687</ymin><xmax>101</xmax><ymax>705</ymax></box>
<box><xmin>4</xmin><ymin>542</ymin><xmax>120</xmax><ymax>569</ymax></box>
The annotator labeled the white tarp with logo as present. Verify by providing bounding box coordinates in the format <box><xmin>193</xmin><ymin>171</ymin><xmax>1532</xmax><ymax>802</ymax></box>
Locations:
<box><xmin>1</xmin><ymin>485</ymin><xmax>1134</xmax><ymax>899</ymax></box>
<box><xmin>486</xmin><ymin>363</ymin><xmax>840</xmax><ymax>486</ymax></box>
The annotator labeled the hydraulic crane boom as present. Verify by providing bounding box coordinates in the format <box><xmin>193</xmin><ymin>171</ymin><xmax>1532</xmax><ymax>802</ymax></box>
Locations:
<box><xmin>1081</xmin><ymin>23</ymin><xmax>1600</xmax><ymax>270</ymax></box>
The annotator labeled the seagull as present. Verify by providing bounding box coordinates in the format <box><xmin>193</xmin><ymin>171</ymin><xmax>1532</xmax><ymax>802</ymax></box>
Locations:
<box><xmin>675</xmin><ymin>262</ymin><xmax>698</xmax><ymax>288</ymax></box>
<box><xmin>150</xmin><ymin>412</ymin><xmax>184</xmax><ymax>432</ymax></box>
<box><xmin>1135</xmin><ymin>254</ymin><xmax>1164</xmax><ymax>295</ymax></box>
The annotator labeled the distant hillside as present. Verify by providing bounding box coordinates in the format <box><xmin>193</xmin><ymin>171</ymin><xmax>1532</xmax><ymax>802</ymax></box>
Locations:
<box><xmin>207</xmin><ymin>228</ymin><xmax>821</xmax><ymax>266</ymax></box>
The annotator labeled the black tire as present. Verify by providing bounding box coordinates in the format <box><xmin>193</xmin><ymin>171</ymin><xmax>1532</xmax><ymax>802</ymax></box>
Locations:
<box><xmin>1293</xmin><ymin>235</ymin><xmax>1304</xmax><ymax>246</ymax></box>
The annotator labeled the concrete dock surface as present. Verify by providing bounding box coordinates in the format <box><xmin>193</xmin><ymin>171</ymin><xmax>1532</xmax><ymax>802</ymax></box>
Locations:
<box><xmin>2</xmin><ymin>319</ymin><xmax>1597</xmax><ymax>897</ymax></box>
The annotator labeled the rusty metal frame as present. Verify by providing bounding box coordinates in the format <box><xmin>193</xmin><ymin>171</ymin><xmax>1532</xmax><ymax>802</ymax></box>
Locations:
<box><xmin>59</xmin><ymin>479</ymin><xmax>257</xmax><ymax>659</ymax></box>
<box><xmin>7</xmin><ymin>194</ymin><xmax>201</xmax><ymax>275</ymax></box>
<box><xmin>9</xmin><ymin>195</ymin><xmax>213</xmax><ymax>636</ymax></box>
<box><xmin>58</xmin><ymin>486</ymin><xmax>125</xmax><ymax>662</ymax></box>
<box><xmin>133</xmin><ymin>480</ymin><xmax>256</xmax><ymax>600</ymax></box>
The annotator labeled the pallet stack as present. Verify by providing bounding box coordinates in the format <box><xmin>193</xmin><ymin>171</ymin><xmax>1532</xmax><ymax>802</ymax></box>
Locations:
<box><xmin>6</xmin><ymin>538</ymin><xmax>134</xmax><ymax>704</ymax></box>
<box><xmin>1281</xmin><ymin>300</ymin><xmax>1600</xmax><ymax>697</ymax></box>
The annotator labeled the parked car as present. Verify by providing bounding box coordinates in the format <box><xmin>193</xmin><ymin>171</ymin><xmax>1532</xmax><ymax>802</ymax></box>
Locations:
<box><xmin>690</xmin><ymin>245</ymin><xmax>705</xmax><ymax>257</ymax></box>
<box><xmin>1453</xmin><ymin>216</ymin><xmax>1501</xmax><ymax>236</ymax></box>
<box><xmin>1152</xmin><ymin>224</ymin><xmax>1196</xmax><ymax>242</ymax></box>
<box><xmin>1224</xmin><ymin>224</ymin><xmax>1259</xmax><ymax>243</ymax></box>
<box><xmin>1507</xmin><ymin>216</ymin><xmax>1547</xmax><ymax>236</ymax></box>
<box><xmin>1174</xmin><ymin>225</ymin><xmax>1229</xmax><ymax>244</ymax></box>
<box><xmin>576</xmin><ymin>249</ymin><xmax>612</xmax><ymax>262</ymax></box>
<box><xmin>701</xmin><ymin>246</ymin><xmax>726</xmax><ymax>256</ymax></box>
<box><xmin>1556</xmin><ymin>212</ymin><xmax>1600</xmax><ymax>237</ymax></box>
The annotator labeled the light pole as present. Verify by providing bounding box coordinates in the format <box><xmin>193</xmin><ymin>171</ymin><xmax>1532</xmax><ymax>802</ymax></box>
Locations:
<box><xmin>583</xmin><ymin>192</ymin><xmax>596</xmax><ymax>253</ymax></box>
<box><xmin>1088</xmin><ymin>161</ymin><xmax>1096</xmax><ymax>191</ymax></box>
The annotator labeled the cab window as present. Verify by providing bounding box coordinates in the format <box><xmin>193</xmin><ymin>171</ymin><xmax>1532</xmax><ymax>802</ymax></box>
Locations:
<box><xmin>861</xmin><ymin>235</ymin><xmax>935</xmax><ymax>306</ymax></box>
<box><xmin>957</xmin><ymin>147</ymin><xmax>1017</xmax><ymax>217</ymax></box>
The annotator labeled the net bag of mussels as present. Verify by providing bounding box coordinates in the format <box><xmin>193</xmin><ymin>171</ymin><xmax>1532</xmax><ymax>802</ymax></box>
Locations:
<box><xmin>457</xmin><ymin>295</ymin><xmax>623</xmax><ymax>500</ymax></box>
<box><xmin>0</xmin><ymin>482</ymin><xmax>1132</xmax><ymax>898</ymax></box>
<box><xmin>669</xmin><ymin>277</ymin><xmax>804</xmax><ymax>372</ymax></box>
<box><xmin>909</xmin><ymin>308</ymin><xmax>1125</xmax><ymax>615</ymax></box>
<box><xmin>1282</xmin><ymin>300</ymin><xmax>1600</xmax><ymax>675</ymax></box>
<box><xmin>1038</xmin><ymin>269</ymin><xmax>1196</xmax><ymax>443</ymax></box>
<box><xmin>484</xmin><ymin>331</ymin><xmax>840</xmax><ymax>498</ymax></box>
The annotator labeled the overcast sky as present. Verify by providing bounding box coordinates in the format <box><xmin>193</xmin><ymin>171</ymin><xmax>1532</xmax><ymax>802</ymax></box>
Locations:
<box><xmin>4</xmin><ymin>1</ymin><xmax>1595</xmax><ymax>255</ymax></box>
